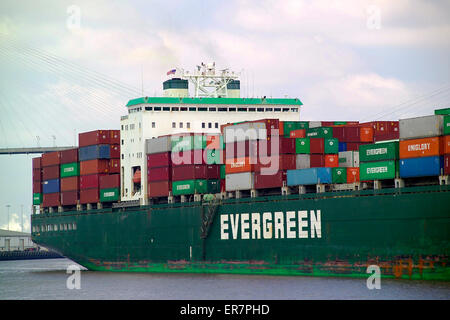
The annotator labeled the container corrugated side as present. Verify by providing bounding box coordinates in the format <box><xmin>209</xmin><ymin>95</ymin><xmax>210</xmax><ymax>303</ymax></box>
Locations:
<box><xmin>296</xmin><ymin>154</ymin><xmax>310</xmax><ymax>169</ymax></box>
<box><xmin>172</xmin><ymin>179</ymin><xmax>208</xmax><ymax>195</ymax></box>
<box><xmin>399</xmin><ymin>115</ymin><xmax>444</xmax><ymax>140</ymax></box>
<box><xmin>33</xmin><ymin>193</ymin><xmax>42</xmax><ymax>205</ymax></box>
<box><xmin>79</xmin><ymin>145</ymin><xmax>110</xmax><ymax>161</ymax></box>
<box><xmin>359</xmin><ymin>160</ymin><xmax>398</xmax><ymax>180</ymax></box>
<box><xmin>146</xmin><ymin>136</ymin><xmax>172</xmax><ymax>154</ymax></box>
<box><xmin>286</xmin><ymin>168</ymin><xmax>332</xmax><ymax>186</ymax></box>
<box><xmin>359</xmin><ymin>142</ymin><xmax>399</xmax><ymax>162</ymax></box>
<box><xmin>225</xmin><ymin>172</ymin><xmax>254</xmax><ymax>191</ymax></box>
<box><xmin>399</xmin><ymin>156</ymin><xmax>443</xmax><ymax>178</ymax></box>
<box><xmin>100</xmin><ymin>188</ymin><xmax>120</xmax><ymax>202</ymax></box>
<box><xmin>60</xmin><ymin>162</ymin><xmax>79</xmax><ymax>178</ymax></box>
<box><xmin>42</xmin><ymin>179</ymin><xmax>60</xmax><ymax>194</ymax></box>
<box><xmin>338</xmin><ymin>151</ymin><xmax>359</xmax><ymax>168</ymax></box>
<box><xmin>399</xmin><ymin>137</ymin><xmax>442</xmax><ymax>159</ymax></box>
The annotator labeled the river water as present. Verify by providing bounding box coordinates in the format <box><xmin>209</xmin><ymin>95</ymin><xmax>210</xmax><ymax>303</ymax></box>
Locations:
<box><xmin>0</xmin><ymin>258</ymin><xmax>449</xmax><ymax>300</ymax></box>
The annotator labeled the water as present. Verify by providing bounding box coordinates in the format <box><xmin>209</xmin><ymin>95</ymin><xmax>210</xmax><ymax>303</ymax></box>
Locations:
<box><xmin>0</xmin><ymin>258</ymin><xmax>449</xmax><ymax>300</ymax></box>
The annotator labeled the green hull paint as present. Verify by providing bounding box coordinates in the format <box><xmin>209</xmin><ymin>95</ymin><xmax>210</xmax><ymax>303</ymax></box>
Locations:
<box><xmin>31</xmin><ymin>185</ymin><xmax>450</xmax><ymax>281</ymax></box>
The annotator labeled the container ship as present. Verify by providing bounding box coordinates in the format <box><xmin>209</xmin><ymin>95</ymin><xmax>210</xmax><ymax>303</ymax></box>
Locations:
<box><xmin>31</xmin><ymin>63</ymin><xmax>450</xmax><ymax>281</ymax></box>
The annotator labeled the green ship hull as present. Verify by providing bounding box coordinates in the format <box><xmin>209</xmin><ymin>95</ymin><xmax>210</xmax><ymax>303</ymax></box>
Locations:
<box><xmin>31</xmin><ymin>185</ymin><xmax>450</xmax><ymax>281</ymax></box>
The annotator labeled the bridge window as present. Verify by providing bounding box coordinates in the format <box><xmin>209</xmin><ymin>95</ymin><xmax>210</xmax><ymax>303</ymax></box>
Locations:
<box><xmin>249</xmin><ymin>108</ymin><xmax>256</xmax><ymax>112</ymax></box>
<box><xmin>187</xmin><ymin>122</ymin><xmax>190</xmax><ymax>129</ymax></box>
<box><xmin>172</xmin><ymin>107</ymin><xmax>179</xmax><ymax>111</ymax></box>
<box><xmin>202</xmin><ymin>123</ymin><xmax>205</xmax><ymax>129</ymax></box>
<box><xmin>163</xmin><ymin>107</ymin><xmax>170</xmax><ymax>111</ymax></box>
<box><xmin>282</xmin><ymin>108</ymin><xmax>289</xmax><ymax>112</ymax></box>
<box><xmin>172</xmin><ymin>122</ymin><xmax>176</xmax><ymax>128</ymax></box>
<box><xmin>215</xmin><ymin>123</ymin><xmax>218</xmax><ymax>129</ymax></box>
<box><xmin>218</xmin><ymin>108</ymin><xmax>227</xmax><ymax>112</ymax></box>
<box><xmin>179</xmin><ymin>122</ymin><xmax>183</xmax><ymax>128</ymax></box>
<box><xmin>238</xmin><ymin>108</ymin><xmax>247</xmax><ymax>112</ymax></box>
<box><xmin>274</xmin><ymin>108</ymin><xmax>281</xmax><ymax>112</ymax></box>
<box><xmin>189</xmin><ymin>107</ymin><xmax>197</xmax><ymax>111</ymax></box>
<box><xmin>198</xmin><ymin>107</ymin><xmax>207</xmax><ymax>111</ymax></box>
<box><xmin>229</xmin><ymin>108</ymin><xmax>236</xmax><ymax>112</ymax></box>
<box><xmin>152</xmin><ymin>122</ymin><xmax>155</xmax><ymax>128</ymax></box>
<box><xmin>266</xmin><ymin>108</ymin><xmax>273</xmax><ymax>112</ymax></box>
<box><xmin>209</xmin><ymin>107</ymin><xmax>216</xmax><ymax>111</ymax></box>
<box><xmin>257</xmin><ymin>108</ymin><xmax>264</xmax><ymax>112</ymax></box>
<box><xmin>208</xmin><ymin>123</ymin><xmax>212</xmax><ymax>129</ymax></box>
<box><xmin>154</xmin><ymin>107</ymin><xmax>161</xmax><ymax>111</ymax></box>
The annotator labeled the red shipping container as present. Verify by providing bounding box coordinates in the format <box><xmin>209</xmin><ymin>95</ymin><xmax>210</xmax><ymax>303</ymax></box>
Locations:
<box><xmin>80</xmin><ymin>159</ymin><xmax>109</xmax><ymax>175</ymax></box>
<box><xmin>147</xmin><ymin>152</ymin><xmax>172</xmax><ymax>168</ymax></box>
<box><xmin>332</xmin><ymin>127</ymin><xmax>345</xmax><ymax>141</ymax></box>
<box><xmin>42</xmin><ymin>193</ymin><xmax>61</xmax><ymax>207</ymax></box>
<box><xmin>254</xmin><ymin>171</ymin><xmax>287</xmax><ymax>189</ymax></box>
<box><xmin>79</xmin><ymin>130</ymin><xmax>110</xmax><ymax>147</ymax></box>
<box><xmin>172</xmin><ymin>164</ymin><xmax>209</xmax><ymax>181</ymax></box>
<box><xmin>148</xmin><ymin>167</ymin><xmax>172</xmax><ymax>182</ymax></box>
<box><xmin>310</xmin><ymin>138</ymin><xmax>325</xmax><ymax>154</ymax></box>
<box><xmin>346</xmin><ymin>142</ymin><xmax>368</xmax><ymax>151</ymax></box>
<box><xmin>109</xmin><ymin>159</ymin><xmax>120</xmax><ymax>173</ymax></box>
<box><xmin>41</xmin><ymin>151</ymin><xmax>60</xmax><ymax>167</ymax></box>
<box><xmin>148</xmin><ymin>181</ymin><xmax>171</xmax><ymax>198</ymax></box>
<box><xmin>347</xmin><ymin>167</ymin><xmax>360</xmax><ymax>183</ymax></box>
<box><xmin>33</xmin><ymin>168</ymin><xmax>42</xmax><ymax>182</ymax></box>
<box><xmin>33</xmin><ymin>181</ymin><xmax>41</xmax><ymax>193</ymax></box>
<box><xmin>80</xmin><ymin>188</ymin><xmax>99</xmax><ymax>204</ymax></box>
<box><xmin>289</xmin><ymin>129</ymin><xmax>306</xmax><ymax>139</ymax></box>
<box><xmin>279</xmin><ymin>137</ymin><xmax>296</xmax><ymax>154</ymax></box>
<box><xmin>325</xmin><ymin>154</ymin><xmax>339</xmax><ymax>167</ymax></box>
<box><xmin>360</xmin><ymin>127</ymin><xmax>374</xmax><ymax>142</ymax></box>
<box><xmin>343</xmin><ymin>127</ymin><xmax>360</xmax><ymax>143</ymax></box>
<box><xmin>224</xmin><ymin>140</ymin><xmax>257</xmax><ymax>159</ymax></box>
<box><xmin>110</xmin><ymin>130</ymin><xmax>120</xmax><ymax>144</ymax></box>
<box><xmin>110</xmin><ymin>144</ymin><xmax>120</xmax><ymax>159</ymax></box>
<box><xmin>250</xmin><ymin>118</ymin><xmax>280</xmax><ymax>136</ymax></box>
<box><xmin>60</xmin><ymin>148</ymin><xmax>79</xmax><ymax>164</ymax></box>
<box><xmin>171</xmin><ymin>149</ymin><xmax>207</xmax><ymax>165</ymax></box>
<box><xmin>321</xmin><ymin>121</ymin><xmax>334</xmax><ymax>127</ymax></box>
<box><xmin>61</xmin><ymin>191</ymin><xmax>79</xmax><ymax>206</ymax></box>
<box><xmin>373</xmin><ymin>132</ymin><xmax>399</xmax><ymax>142</ymax></box>
<box><xmin>445</xmin><ymin>155</ymin><xmax>450</xmax><ymax>175</ymax></box>
<box><xmin>61</xmin><ymin>176</ymin><xmax>79</xmax><ymax>192</ymax></box>
<box><xmin>254</xmin><ymin>154</ymin><xmax>296</xmax><ymax>172</ymax></box>
<box><xmin>99</xmin><ymin>174</ymin><xmax>120</xmax><ymax>189</ymax></box>
<box><xmin>206</xmin><ymin>165</ymin><xmax>220</xmax><ymax>179</ymax></box>
<box><xmin>32</xmin><ymin>157</ymin><xmax>41</xmax><ymax>170</ymax></box>
<box><xmin>42</xmin><ymin>165</ymin><xmax>60</xmax><ymax>180</ymax></box>
<box><xmin>80</xmin><ymin>174</ymin><xmax>107</xmax><ymax>189</ymax></box>
<box><xmin>310</xmin><ymin>154</ymin><xmax>324</xmax><ymax>167</ymax></box>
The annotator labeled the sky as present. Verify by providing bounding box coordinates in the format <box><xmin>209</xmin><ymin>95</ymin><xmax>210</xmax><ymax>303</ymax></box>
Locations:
<box><xmin>0</xmin><ymin>0</ymin><xmax>449</xmax><ymax>232</ymax></box>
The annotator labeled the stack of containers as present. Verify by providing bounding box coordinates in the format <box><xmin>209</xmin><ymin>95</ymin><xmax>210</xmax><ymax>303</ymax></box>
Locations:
<box><xmin>445</xmin><ymin>115</ymin><xmax>450</xmax><ymax>175</ymax></box>
<box><xmin>78</xmin><ymin>130</ymin><xmax>120</xmax><ymax>205</ymax></box>
<box><xmin>32</xmin><ymin>157</ymin><xmax>42</xmax><ymax>206</ymax></box>
<box><xmin>41</xmin><ymin>151</ymin><xmax>61</xmax><ymax>208</ymax></box>
<box><xmin>60</xmin><ymin>148</ymin><xmax>80</xmax><ymax>206</ymax></box>
<box><xmin>398</xmin><ymin>115</ymin><xmax>445</xmax><ymax>178</ymax></box>
<box><xmin>205</xmin><ymin>134</ymin><xmax>225</xmax><ymax>192</ymax></box>
<box><xmin>171</xmin><ymin>133</ymin><xmax>221</xmax><ymax>196</ymax></box>
<box><xmin>333</xmin><ymin>125</ymin><xmax>374</xmax><ymax>152</ymax></box>
<box><xmin>359</xmin><ymin>141</ymin><xmax>399</xmax><ymax>181</ymax></box>
<box><xmin>305</xmin><ymin>126</ymin><xmax>339</xmax><ymax>168</ymax></box>
<box><xmin>99</xmin><ymin>130</ymin><xmax>120</xmax><ymax>203</ymax></box>
<box><xmin>359</xmin><ymin>121</ymin><xmax>399</xmax><ymax>142</ymax></box>
<box><xmin>222</xmin><ymin>119</ymin><xmax>280</xmax><ymax>192</ymax></box>
<box><xmin>146</xmin><ymin>135</ymin><xmax>173</xmax><ymax>198</ymax></box>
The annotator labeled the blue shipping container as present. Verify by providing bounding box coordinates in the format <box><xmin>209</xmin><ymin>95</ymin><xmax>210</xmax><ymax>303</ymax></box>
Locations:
<box><xmin>42</xmin><ymin>179</ymin><xmax>60</xmax><ymax>194</ymax></box>
<box><xmin>79</xmin><ymin>144</ymin><xmax>110</xmax><ymax>161</ymax></box>
<box><xmin>287</xmin><ymin>168</ymin><xmax>332</xmax><ymax>186</ymax></box>
<box><xmin>338</xmin><ymin>142</ymin><xmax>347</xmax><ymax>152</ymax></box>
<box><xmin>399</xmin><ymin>156</ymin><xmax>443</xmax><ymax>178</ymax></box>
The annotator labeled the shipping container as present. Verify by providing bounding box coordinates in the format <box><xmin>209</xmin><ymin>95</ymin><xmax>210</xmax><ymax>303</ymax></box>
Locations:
<box><xmin>225</xmin><ymin>172</ymin><xmax>254</xmax><ymax>191</ymax></box>
<box><xmin>360</xmin><ymin>127</ymin><xmax>374</xmax><ymax>142</ymax></box>
<box><xmin>444</xmin><ymin>115</ymin><xmax>450</xmax><ymax>135</ymax></box>
<box><xmin>79</xmin><ymin>130</ymin><xmax>110</xmax><ymax>147</ymax></box>
<box><xmin>360</xmin><ymin>160</ymin><xmax>398</xmax><ymax>181</ymax></box>
<box><xmin>254</xmin><ymin>171</ymin><xmax>287</xmax><ymax>189</ymax></box>
<box><xmin>172</xmin><ymin>179</ymin><xmax>209</xmax><ymax>195</ymax></box>
<box><xmin>33</xmin><ymin>181</ymin><xmax>41</xmax><ymax>194</ymax></box>
<box><xmin>100</xmin><ymin>188</ymin><xmax>120</xmax><ymax>202</ymax></box>
<box><xmin>110</xmin><ymin>145</ymin><xmax>120</xmax><ymax>159</ymax></box>
<box><xmin>206</xmin><ymin>135</ymin><xmax>224</xmax><ymax>150</ymax></box>
<box><xmin>254</xmin><ymin>154</ymin><xmax>296</xmax><ymax>172</ymax></box>
<box><xmin>79</xmin><ymin>145</ymin><xmax>110</xmax><ymax>161</ymax></box>
<box><xmin>399</xmin><ymin>137</ymin><xmax>442</xmax><ymax>159</ymax></box>
<box><xmin>60</xmin><ymin>148</ymin><xmax>78</xmax><ymax>164</ymax></box>
<box><xmin>172</xmin><ymin>164</ymin><xmax>219</xmax><ymax>181</ymax></box>
<box><xmin>295</xmin><ymin>154</ymin><xmax>310</xmax><ymax>169</ymax></box>
<box><xmin>61</xmin><ymin>191</ymin><xmax>79</xmax><ymax>206</ymax></box>
<box><xmin>99</xmin><ymin>174</ymin><xmax>120</xmax><ymax>190</ymax></box>
<box><xmin>310</xmin><ymin>138</ymin><xmax>324</xmax><ymax>154</ymax></box>
<box><xmin>172</xmin><ymin>135</ymin><xmax>206</xmax><ymax>152</ymax></box>
<box><xmin>306</xmin><ymin>127</ymin><xmax>333</xmax><ymax>139</ymax></box>
<box><xmin>338</xmin><ymin>151</ymin><xmax>359</xmax><ymax>168</ymax></box>
<box><xmin>324</xmin><ymin>138</ymin><xmax>339</xmax><ymax>154</ymax></box>
<box><xmin>332</xmin><ymin>167</ymin><xmax>347</xmax><ymax>184</ymax></box>
<box><xmin>148</xmin><ymin>166</ymin><xmax>172</xmax><ymax>182</ymax></box>
<box><xmin>80</xmin><ymin>159</ymin><xmax>110</xmax><ymax>175</ymax></box>
<box><xmin>32</xmin><ymin>157</ymin><xmax>41</xmax><ymax>170</ymax></box>
<box><xmin>225</xmin><ymin>157</ymin><xmax>254</xmax><ymax>174</ymax></box>
<box><xmin>148</xmin><ymin>181</ymin><xmax>171</xmax><ymax>197</ymax></box>
<box><xmin>310</xmin><ymin>154</ymin><xmax>324</xmax><ymax>168</ymax></box>
<box><xmin>289</xmin><ymin>129</ymin><xmax>306</xmax><ymax>139</ymax></box>
<box><xmin>435</xmin><ymin>108</ymin><xmax>450</xmax><ymax>115</ymax></box>
<box><xmin>445</xmin><ymin>155</ymin><xmax>450</xmax><ymax>175</ymax></box>
<box><xmin>359</xmin><ymin>142</ymin><xmax>399</xmax><ymax>162</ymax></box>
<box><xmin>42</xmin><ymin>192</ymin><xmax>61</xmax><ymax>207</ymax></box>
<box><xmin>33</xmin><ymin>193</ymin><xmax>42</xmax><ymax>205</ymax></box>
<box><xmin>220</xmin><ymin>165</ymin><xmax>226</xmax><ymax>179</ymax></box>
<box><xmin>171</xmin><ymin>149</ymin><xmax>207</xmax><ymax>165</ymax></box>
<box><xmin>146</xmin><ymin>136</ymin><xmax>172</xmax><ymax>154</ymax></box>
<box><xmin>109</xmin><ymin>159</ymin><xmax>120</xmax><ymax>173</ymax></box>
<box><xmin>347</xmin><ymin>167</ymin><xmax>360</xmax><ymax>183</ymax></box>
<box><xmin>206</xmin><ymin>180</ymin><xmax>221</xmax><ymax>194</ymax></box>
<box><xmin>283</xmin><ymin>121</ymin><xmax>309</xmax><ymax>137</ymax></box>
<box><xmin>308</xmin><ymin>121</ymin><xmax>322</xmax><ymax>128</ymax></box>
<box><xmin>224</xmin><ymin>140</ymin><xmax>258</xmax><ymax>159</ymax></box>
<box><xmin>223</xmin><ymin>123</ymin><xmax>265</xmax><ymax>143</ymax></box>
<box><xmin>206</xmin><ymin>149</ymin><xmax>223</xmax><ymax>165</ymax></box>
<box><xmin>42</xmin><ymin>165</ymin><xmax>59</xmax><ymax>180</ymax></box>
<box><xmin>42</xmin><ymin>179</ymin><xmax>60</xmax><ymax>194</ymax></box>
<box><xmin>332</xmin><ymin>127</ymin><xmax>345</xmax><ymax>141</ymax></box>
<box><xmin>399</xmin><ymin>156</ymin><xmax>443</xmax><ymax>178</ymax></box>
<box><xmin>80</xmin><ymin>188</ymin><xmax>99</xmax><ymax>204</ymax></box>
<box><xmin>399</xmin><ymin>115</ymin><xmax>444</xmax><ymax>140</ymax></box>
<box><xmin>343</xmin><ymin>126</ymin><xmax>360</xmax><ymax>143</ymax></box>
<box><xmin>444</xmin><ymin>135</ymin><xmax>450</xmax><ymax>155</ymax></box>
<box><xmin>80</xmin><ymin>174</ymin><xmax>107</xmax><ymax>190</ymax></box>
<box><xmin>33</xmin><ymin>168</ymin><xmax>42</xmax><ymax>182</ymax></box>
<box><xmin>147</xmin><ymin>152</ymin><xmax>172</xmax><ymax>168</ymax></box>
<box><xmin>60</xmin><ymin>162</ymin><xmax>79</xmax><ymax>178</ymax></box>
<box><xmin>325</xmin><ymin>154</ymin><xmax>339</xmax><ymax>168</ymax></box>
<box><xmin>60</xmin><ymin>176</ymin><xmax>79</xmax><ymax>192</ymax></box>
<box><xmin>110</xmin><ymin>130</ymin><xmax>120</xmax><ymax>144</ymax></box>
<box><xmin>41</xmin><ymin>151</ymin><xmax>60</xmax><ymax>167</ymax></box>
<box><xmin>286</xmin><ymin>168</ymin><xmax>332</xmax><ymax>186</ymax></box>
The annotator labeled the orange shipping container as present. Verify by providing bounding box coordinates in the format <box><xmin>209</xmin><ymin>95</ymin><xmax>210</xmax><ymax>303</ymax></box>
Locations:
<box><xmin>225</xmin><ymin>157</ymin><xmax>254</xmax><ymax>174</ymax></box>
<box><xmin>279</xmin><ymin>121</ymin><xmax>284</xmax><ymax>136</ymax></box>
<box><xmin>325</xmin><ymin>154</ymin><xmax>339</xmax><ymax>167</ymax></box>
<box><xmin>80</xmin><ymin>159</ymin><xmax>110</xmax><ymax>175</ymax></box>
<box><xmin>443</xmin><ymin>135</ymin><xmax>450</xmax><ymax>155</ymax></box>
<box><xmin>360</xmin><ymin>127</ymin><xmax>374</xmax><ymax>142</ymax></box>
<box><xmin>289</xmin><ymin>129</ymin><xmax>306</xmax><ymax>138</ymax></box>
<box><xmin>347</xmin><ymin>167</ymin><xmax>360</xmax><ymax>183</ymax></box>
<box><xmin>399</xmin><ymin>137</ymin><xmax>442</xmax><ymax>159</ymax></box>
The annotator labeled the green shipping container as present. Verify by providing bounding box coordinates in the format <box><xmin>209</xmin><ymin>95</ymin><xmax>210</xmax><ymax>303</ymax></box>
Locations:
<box><xmin>60</xmin><ymin>162</ymin><xmax>80</xmax><ymax>178</ymax></box>
<box><xmin>172</xmin><ymin>135</ymin><xmax>206</xmax><ymax>152</ymax></box>
<box><xmin>283</xmin><ymin>121</ymin><xmax>309</xmax><ymax>137</ymax></box>
<box><xmin>172</xmin><ymin>179</ymin><xmax>208</xmax><ymax>196</ymax></box>
<box><xmin>332</xmin><ymin>168</ymin><xmax>347</xmax><ymax>184</ymax></box>
<box><xmin>295</xmin><ymin>138</ymin><xmax>310</xmax><ymax>154</ymax></box>
<box><xmin>324</xmin><ymin>138</ymin><xmax>339</xmax><ymax>154</ymax></box>
<box><xmin>359</xmin><ymin>142</ymin><xmax>399</xmax><ymax>162</ymax></box>
<box><xmin>306</xmin><ymin>127</ymin><xmax>333</xmax><ymax>138</ymax></box>
<box><xmin>360</xmin><ymin>161</ymin><xmax>398</xmax><ymax>181</ymax></box>
<box><xmin>220</xmin><ymin>165</ymin><xmax>226</xmax><ymax>179</ymax></box>
<box><xmin>333</xmin><ymin>121</ymin><xmax>347</xmax><ymax>125</ymax></box>
<box><xmin>207</xmin><ymin>179</ymin><xmax>221</xmax><ymax>194</ymax></box>
<box><xmin>100</xmin><ymin>188</ymin><xmax>120</xmax><ymax>202</ymax></box>
<box><xmin>434</xmin><ymin>108</ymin><xmax>450</xmax><ymax>115</ymax></box>
<box><xmin>33</xmin><ymin>193</ymin><xmax>42</xmax><ymax>205</ymax></box>
<box><xmin>206</xmin><ymin>149</ymin><xmax>221</xmax><ymax>164</ymax></box>
<box><xmin>444</xmin><ymin>115</ymin><xmax>450</xmax><ymax>135</ymax></box>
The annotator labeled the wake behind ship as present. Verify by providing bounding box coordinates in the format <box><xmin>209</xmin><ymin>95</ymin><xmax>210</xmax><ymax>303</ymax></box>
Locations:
<box><xmin>31</xmin><ymin>63</ymin><xmax>450</xmax><ymax>280</ymax></box>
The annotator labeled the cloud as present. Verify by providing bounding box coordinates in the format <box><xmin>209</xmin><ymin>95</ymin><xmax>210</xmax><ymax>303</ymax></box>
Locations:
<box><xmin>0</xmin><ymin>212</ymin><xmax>30</xmax><ymax>233</ymax></box>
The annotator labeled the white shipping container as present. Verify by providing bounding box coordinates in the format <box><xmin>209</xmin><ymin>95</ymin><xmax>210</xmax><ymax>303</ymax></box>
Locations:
<box><xmin>225</xmin><ymin>172</ymin><xmax>254</xmax><ymax>191</ymax></box>
<box><xmin>146</xmin><ymin>136</ymin><xmax>172</xmax><ymax>154</ymax></box>
<box><xmin>224</xmin><ymin>123</ymin><xmax>267</xmax><ymax>143</ymax></box>
<box><xmin>308</xmin><ymin>121</ymin><xmax>322</xmax><ymax>128</ymax></box>
<box><xmin>338</xmin><ymin>151</ymin><xmax>359</xmax><ymax>168</ymax></box>
<box><xmin>399</xmin><ymin>115</ymin><xmax>443</xmax><ymax>140</ymax></box>
<box><xmin>295</xmin><ymin>154</ymin><xmax>311</xmax><ymax>169</ymax></box>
